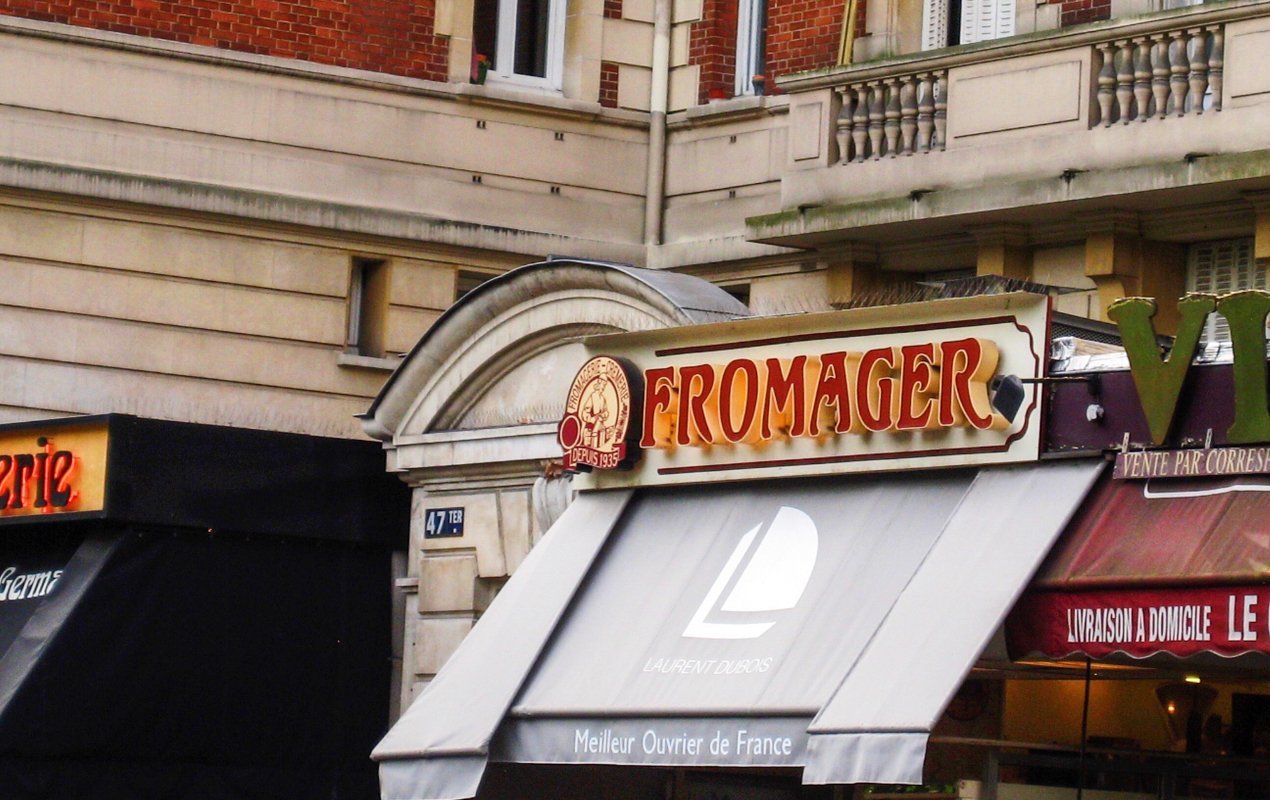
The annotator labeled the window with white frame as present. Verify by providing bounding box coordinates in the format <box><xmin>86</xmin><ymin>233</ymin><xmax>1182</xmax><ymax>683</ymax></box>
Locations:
<box><xmin>922</xmin><ymin>0</ymin><xmax>1013</xmax><ymax>49</ymax></box>
<box><xmin>735</xmin><ymin>0</ymin><xmax>767</xmax><ymax>96</ymax></box>
<box><xmin>473</xmin><ymin>0</ymin><xmax>565</xmax><ymax>90</ymax></box>
<box><xmin>1187</xmin><ymin>238</ymin><xmax>1267</xmax><ymax>343</ymax></box>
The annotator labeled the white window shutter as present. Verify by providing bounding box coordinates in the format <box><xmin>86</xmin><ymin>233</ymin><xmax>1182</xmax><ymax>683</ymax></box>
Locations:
<box><xmin>924</xmin><ymin>0</ymin><xmax>1013</xmax><ymax>49</ymax></box>
<box><xmin>960</xmin><ymin>0</ymin><xmax>1014</xmax><ymax>44</ymax></box>
<box><xmin>922</xmin><ymin>0</ymin><xmax>949</xmax><ymax>50</ymax></box>
<box><xmin>1187</xmin><ymin>238</ymin><xmax>1264</xmax><ymax>343</ymax></box>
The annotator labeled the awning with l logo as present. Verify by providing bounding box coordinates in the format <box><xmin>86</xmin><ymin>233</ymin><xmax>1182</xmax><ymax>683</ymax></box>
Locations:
<box><xmin>374</xmin><ymin>460</ymin><xmax>1103</xmax><ymax>800</ymax></box>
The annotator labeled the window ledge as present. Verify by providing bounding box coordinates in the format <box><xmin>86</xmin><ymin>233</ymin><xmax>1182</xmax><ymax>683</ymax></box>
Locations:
<box><xmin>452</xmin><ymin>81</ymin><xmax>645</xmax><ymax>124</ymax></box>
<box><xmin>673</xmin><ymin>94</ymin><xmax>790</xmax><ymax>128</ymax></box>
<box><xmin>337</xmin><ymin>352</ymin><xmax>404</xmax><ymax>371</ymax></box>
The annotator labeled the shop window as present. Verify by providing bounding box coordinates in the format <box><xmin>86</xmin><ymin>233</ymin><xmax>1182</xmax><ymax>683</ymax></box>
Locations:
<box><xmin>473</xmin><ymin>0</ymin><xmax>566</xmax><ymax>90</ymax></box>
<box><xmin>1186</xmin><ymin>237</ymin><xmax>1265</xmax><ymax>343</ymax></box>
<box><xmin>347</xmin><ymin>257</ymin><xmax>390</xmax><ymax>358</ymax></box>
<box><xmin>734</xmin><ymin>0</ymin><xmax>767</xmax><ymax>96</ymax></box>
<box><xmin>456</xmin><ymin>269</ymin><xmax>497</xmax><ymax>301</ymax></box>
<box><xmin>922</xmin><ymin>0</ymin><xmax>1013</xmax><ymax>48</ymax></box>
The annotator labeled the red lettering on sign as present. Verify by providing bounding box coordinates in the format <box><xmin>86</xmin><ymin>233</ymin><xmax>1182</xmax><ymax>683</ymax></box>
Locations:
<box><xmin>718</xmin><ymin>360</ymin><xmax>760</xmax><ymax>443</ymax></box>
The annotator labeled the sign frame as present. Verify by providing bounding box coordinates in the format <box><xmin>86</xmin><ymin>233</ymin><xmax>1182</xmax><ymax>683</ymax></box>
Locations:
<box><xmin>565</xmin><ymin>293</ymin><xmax>1050</xmax><ymax>490</ymax></box>
<box><xmin>0</xmin><ymin>416</ymin><xmax>111</xmax><ymax>526</ymax></box>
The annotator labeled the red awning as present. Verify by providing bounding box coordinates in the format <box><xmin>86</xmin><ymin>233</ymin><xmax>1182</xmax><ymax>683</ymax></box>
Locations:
<box><xmin>1007</xmin><ymin>472</ymin><xmax>1270</xmax><ymax>660</ymax></box>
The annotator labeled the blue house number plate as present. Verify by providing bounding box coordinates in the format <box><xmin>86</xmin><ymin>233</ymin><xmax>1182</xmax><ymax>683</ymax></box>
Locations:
<box><xmin>423</xmin><ymin>507</ymin><xmax>465</xmax><ymax>539</ymax></box>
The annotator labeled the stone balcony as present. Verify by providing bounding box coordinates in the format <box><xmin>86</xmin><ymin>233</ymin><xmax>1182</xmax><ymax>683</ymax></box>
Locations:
<box><xmin>747</xmin><ymin>0</ymin><xmax>1270</xmax><ymax>254</ymax></box>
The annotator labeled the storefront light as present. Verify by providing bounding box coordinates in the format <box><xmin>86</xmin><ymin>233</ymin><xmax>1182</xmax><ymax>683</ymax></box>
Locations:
<box><xmin>1156</xmin><ymin>681</ymin><xmax>1217</xmax><ymax>750</ymax></box>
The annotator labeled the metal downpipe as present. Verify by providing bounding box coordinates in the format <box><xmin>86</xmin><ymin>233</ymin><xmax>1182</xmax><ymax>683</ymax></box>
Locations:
<box><xmin>643</xmin><ymin>0</ymin><xmax>671</xmax><ymax>247</ymax></box>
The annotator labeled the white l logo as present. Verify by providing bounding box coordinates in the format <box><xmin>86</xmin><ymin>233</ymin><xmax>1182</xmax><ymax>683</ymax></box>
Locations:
<box><xmin>683</xmin><ymin>506</ymin><xmax>818</xmax><ymax>640</ymax></box>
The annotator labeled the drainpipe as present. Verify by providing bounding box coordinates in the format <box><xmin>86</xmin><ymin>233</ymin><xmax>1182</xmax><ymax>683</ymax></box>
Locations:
<box><xmin>643</xmin><ymin>0</ymin><xmax>671</xmax><ymax>247</ymax></box>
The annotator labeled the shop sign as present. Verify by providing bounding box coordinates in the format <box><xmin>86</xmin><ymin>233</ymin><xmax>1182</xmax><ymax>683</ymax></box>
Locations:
<box><xmin>0</xmin><ymin>564</ymin><xmax>62</xmax><ymax>601</ymax></box>
<box><xmin>559</xmin><ymin>294</ymin><xmax>1049</xmax><ymax>488</ymax></box>
<box><xmin>497</xmin><ymin>716</ymin><xmax>808</xmax><ymax>769</ymax></box>
<box><xmin>1008</xmin><ymin>586</ymin><xmax>1270</xmax><ymax>659</ymax></box>
<box><xmin>559</xmin><ymin>356</ymin><xmax>642</xmax><ymax>472</ymax></box>
<box><xmin>1113</xmin><ymin>445</ymin><xmax>1270</xmax><ymax>479</ymax></box>
<box><xmin>0</xmin><ymin>422</ymin><xmax>109</xmax><ymax>521</ymax></box>
<box><xmin>1110</xmin><ymin>290</ymin><xmax>1270</xmax><ymax>446</ymax></box>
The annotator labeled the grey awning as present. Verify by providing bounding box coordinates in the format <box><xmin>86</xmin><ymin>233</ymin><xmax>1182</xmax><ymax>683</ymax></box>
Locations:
<box><xmin>376</xmin><ymin>490</ymin><xmax>633</xmax><ymax>800</ymax></box>
<box><xmin>802</xmin><ymin>463</ymin><xmax>1101</xmax><ymax>784</ymax></box>
<box><xmin>375</xmin><ymin>461</ymin><xmax>1102</xmax><ymax>799</ymax></box>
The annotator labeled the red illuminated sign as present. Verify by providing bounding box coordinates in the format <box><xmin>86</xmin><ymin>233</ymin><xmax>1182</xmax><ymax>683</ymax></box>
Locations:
<box><xmin>0</xmin><ymin>423</ymin><xmax>107</xmax><ymax>520</ymax></box>
<box><xmin>639</xmin><ymin>337</ymin><xmax>1007</xmax><ymax>451</ymax></box>
<box><xmin>557</xmin><ymin>295</ymin><xmax>1049</xmax><ymax>486</ymax></box>
<box><xmin>0</xmin><ymin>437</ymin><xmax>78</xmax><ymax>514</ymax></box>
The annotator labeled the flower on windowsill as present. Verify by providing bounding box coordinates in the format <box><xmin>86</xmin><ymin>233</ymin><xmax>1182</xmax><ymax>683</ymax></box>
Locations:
<box><xmin>471</xmin><ymin>53</ymin><xmax>491</xmax><ymax>85</ymax></box>
<box><xmin>751</xmin><ymin>74</ymin><xmax>767</xmax><ymax>96</ymax></box>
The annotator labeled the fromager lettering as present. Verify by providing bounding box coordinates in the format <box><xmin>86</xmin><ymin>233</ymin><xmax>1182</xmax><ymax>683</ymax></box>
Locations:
<box><xmin>640</xmin><ymin>337</ymin><xmax>1007</xmax><ymax>449</ymax></box>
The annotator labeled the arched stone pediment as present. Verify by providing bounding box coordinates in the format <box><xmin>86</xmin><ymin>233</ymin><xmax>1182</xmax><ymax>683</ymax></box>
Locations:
<box><xmin>360</xmin><ymin>259</ymin><xmax>748</xmax><ymax>479</ymax></box>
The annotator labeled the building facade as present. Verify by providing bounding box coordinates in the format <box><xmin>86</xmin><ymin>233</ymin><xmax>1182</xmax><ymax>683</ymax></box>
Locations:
<box><xmin>1</xmin><ymin>0</ymin><xmax>1269</xmax><ymax>794</ymax></box>
<box><xmin>367</xmin><ymin>259</ymin><xmax>1270</xmax><ymax>800</ymax></box>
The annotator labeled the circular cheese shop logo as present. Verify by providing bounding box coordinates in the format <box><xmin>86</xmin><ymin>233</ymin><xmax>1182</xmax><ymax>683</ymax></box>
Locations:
<box><xmin>558</xmin><ymin>356</ymin><xmax>643</xmax><ymax>472</ymax></box>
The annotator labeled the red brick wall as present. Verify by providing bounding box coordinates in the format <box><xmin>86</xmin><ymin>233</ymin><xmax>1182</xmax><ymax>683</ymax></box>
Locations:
<box><xmin>600</xmin><ymin>60</ymin><xmax>619</xmax><ymax>107</ymax></box>
<box><xmin>0</xmin><ymin>0</ymin><xmax>450</xmax><ymax>80</ymax></box>
<box><xmin>765</xmin><ymin>0</ymin><xmax>852</xmax><ymax>84</ymax></box>
<box><xmin>601</xmin><ymin>0</ymin><xmax>621</xmax><ymax>106</ymax></box>
<box><xmin>689</xmin><ymin>0</ymin><xmax>862</xmax><ymax>104</ymax></box>
<box><xmin>689</xmin><ymin>0</ymin><xmax>737</xmax><ymax>103</ymax></box>
<box><xmin>1057</xmin><ymin>0</ymin><xmax>1110</xmax><ymax>26</ymax></box>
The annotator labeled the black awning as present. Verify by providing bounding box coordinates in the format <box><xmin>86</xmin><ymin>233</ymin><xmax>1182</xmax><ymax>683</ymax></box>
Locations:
<box><xmin>0</xmin><ymin>527</ymin><xmax>392</xmax><ymax>799</ymax></box>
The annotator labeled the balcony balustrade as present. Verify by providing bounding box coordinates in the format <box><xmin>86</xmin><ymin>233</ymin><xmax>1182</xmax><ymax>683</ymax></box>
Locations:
<box><xmin>784</xmin><ymin>0</ymin><xmax>1270</xmax><ymax>166</ymax></box>
<box><xmin>752</xmin><ymin>0</ymin><xmax>1270</xmax><ymax>248</ymax></box>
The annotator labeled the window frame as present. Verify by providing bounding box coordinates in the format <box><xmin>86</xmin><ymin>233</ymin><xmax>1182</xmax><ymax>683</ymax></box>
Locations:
<box><xmin>486</xmin><ymin>0</ymin><xmax>567</xmax><ymax>92</ymax></box>
<box><xmin>734</xmin><ymin>0</ymin><xmax>767</xmax><ymax>97</ymax></box>
<box><xmin>346</xmin><ymin>256</ymin><xmax>391</xmax><ymax>358</ymax></box>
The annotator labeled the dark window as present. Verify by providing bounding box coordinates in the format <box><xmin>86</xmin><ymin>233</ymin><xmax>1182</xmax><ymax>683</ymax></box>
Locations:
<box><xmin>347</xmin><ymin>257</ymin><xmax>390</xmax><ymax>358</ymax></box>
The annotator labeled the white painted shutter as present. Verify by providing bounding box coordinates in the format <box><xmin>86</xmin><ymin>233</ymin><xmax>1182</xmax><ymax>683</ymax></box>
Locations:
<box><xmin>960</xmin><ymin>0</ymin><xmax>1014</xmax><ymax>44</ymax></box>
<box><xmin>921</xmin><ymin>0</ymin><xmax>950</xmax><ymax>50</ymax></box>
<box><xmin>1187</xmin><ymin>238</ymin><xmax>1264</xmax><ymax>343</ymax></box>
<box><xmin>924</xmin><ymin>0</ymin><xmax>1013</xmax><ymax>49</ymax></box>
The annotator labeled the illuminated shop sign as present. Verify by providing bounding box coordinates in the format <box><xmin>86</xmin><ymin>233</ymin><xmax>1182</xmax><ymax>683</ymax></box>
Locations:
<box><xmin>638</xmin><ymin>336</ymin><xmax>1008</xmax><ymax>449</ymax></box>
<box><xmin>1111</xmin><ymin>290</ymin><xmax>1270</xmax><ymax>446</ymax></box>
<box><xmin>560</xmin><ymin>294</ymin><xmax>1049</xmax><ymax>487</ymax></box>
<box><xmin>0</xmin><ymin>423</ymin><xmax>109</xmax><ymax>520</ymax></box>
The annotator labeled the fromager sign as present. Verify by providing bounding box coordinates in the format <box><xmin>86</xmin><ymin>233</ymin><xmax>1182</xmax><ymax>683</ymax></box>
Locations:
<box><xmin>559</xmin><ymin>293</ymin><xmax>1049</xmax><ymax>488</ymax></box>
